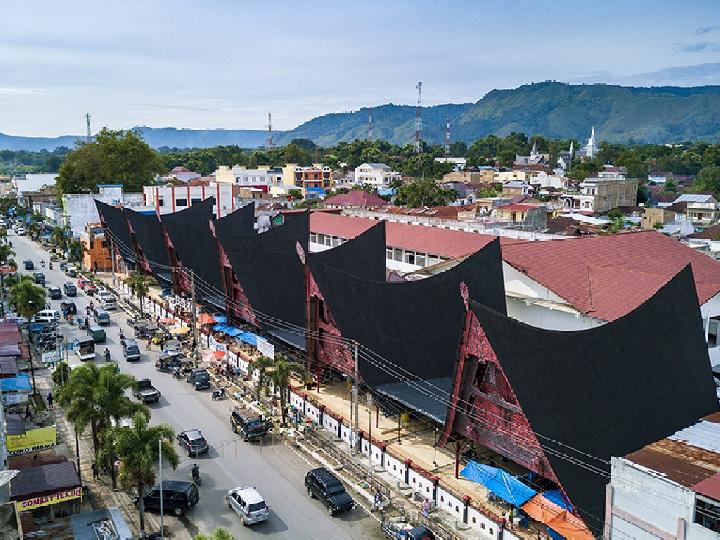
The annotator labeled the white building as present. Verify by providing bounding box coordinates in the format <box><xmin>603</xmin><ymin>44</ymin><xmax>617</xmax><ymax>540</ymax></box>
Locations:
<box><xmin>354</xmin><ymin>163</ymin><xmax>402</xmax><ymax>187</ymax></box>
<box><xmin>562</xmin><ymin>173</ymin><xmax>638</xmax><ymax>214</ymax></box>
<box><xmin>214</xmin><ymin>165</ymin><xmax>283</xmax><ymax>192</ymax></box>
<box><xmin>675</xmin><ymin>194</ymin><xmax>719</xmax><ymax>227</ymax></box>
<box><xmin>62</xmin><ymin>185</ymin><xmax>144</xmax><ymax>238</ymax></box>
<box><xmin>13</xmin><ymin>173</ymin><xmax>58</xmax><ymax>196</ymax></box>
<box><xmin>434</xmin><ymin>157</ymin><xmax>467</xmax><ymax>171</ymax></box>
<box><xmin>607</xmin><ymin>416</ymin><xmax>720</xmax><ymax>539</ymax></box>
<box><xmin>167</xmin><ymin>166</ymin><xmax>201</xmax><ymax>183</ymax></box>
<box><xmin>576</xmin><ymin>126</ymin><xmax>599</xmax><ymax>159</ymax></box>
<box><xmin>142</xmin><ymin>182</ymin><xmax>235</xmax><ymax>218</ymax></box>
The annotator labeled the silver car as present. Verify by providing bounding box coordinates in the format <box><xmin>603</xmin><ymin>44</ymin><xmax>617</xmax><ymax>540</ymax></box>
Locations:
<box><xmin>226</xmin><ymin>486</ymin><xmax>269</xmax><ymax>526</ymax></box>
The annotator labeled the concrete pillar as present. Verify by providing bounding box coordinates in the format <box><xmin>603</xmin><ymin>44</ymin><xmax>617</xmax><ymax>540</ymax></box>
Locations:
<box><xmin>463</xmin><ymin>495</ymin><xmax>470</xmax><ymax>524</ymax></box>
<box><xmin>404</xmin><ymin>459</ymin><xmax>411</xmax><ymax>485</ymax></box>
<box><xmin>677</xmin><ymin>517</ymin><xmax>686</xmax><ymax>540</ymax></box>
<box><xmin>604</xmin><ymin>484</ymin><xmax>614</xmax><ymax>540</ymax></box>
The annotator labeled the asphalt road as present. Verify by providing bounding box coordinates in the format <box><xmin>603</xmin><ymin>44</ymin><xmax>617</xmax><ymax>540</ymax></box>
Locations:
<box><xmin>11</xmin><ymin>232</ymin><xmax>383</xmax><ymax>540</ymax></box>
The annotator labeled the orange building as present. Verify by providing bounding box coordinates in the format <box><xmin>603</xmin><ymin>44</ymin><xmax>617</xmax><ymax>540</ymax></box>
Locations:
<box><xmin>81</xmin><ymin>223</ymin><xmax>112</xmax><ymax>272</ymax></box>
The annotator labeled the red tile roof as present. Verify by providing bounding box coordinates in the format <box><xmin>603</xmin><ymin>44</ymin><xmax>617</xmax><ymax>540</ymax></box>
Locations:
<box><xmin>689</xmin><ymin>223</ymin><xmax>720</xmax><ymax>240</ymax></box>
<box><xmin>497</xmin><ymin>203</ymin><xmax>542</xmax><ymax>212</ymax></box>
<box><xmin>309</xmin><ymin>213</ymin><xmax>503</xmax><ymax>258</ymax></box>
<box><xmin>502</xmin><ymin>231</ymin><xmax>720</xmax><ymax>320</ymax></box>
<box><xmin>322</xmin><ymin>191</ymin><xmax>388</xmax><ymax>208</ymax></box>
<box><xmin>693</xmin><ymin>472</ymin><xmax>720</xmax><ymax>500</ymax></box>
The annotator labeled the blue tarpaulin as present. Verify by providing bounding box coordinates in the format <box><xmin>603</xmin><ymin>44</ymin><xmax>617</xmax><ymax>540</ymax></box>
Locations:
<box><xmin>224</xmin><ymin>326</ymin><xmax>242</xmax><ymax>337</ymax></box>
<box><xmin>237</xmin><ymin>332</ymin><xmax>258</xmax><ymax>346</ymax></box>
<box><xmin>213</xmin><ymin>323</ymin><xmax>228</xmax><ymax>332</ymax></box>
<box><xmin>0</xmin><ymin>373</ymin><xmax>32</xmax><ymax>393</ymax></box>
<box><xmin>213</xmin><ymin>315</ymin><xmax>227</xmax><ymax>324</ymax></box>
<box><xmin>460</xmin><ymin>461</ymin><xmax>536</xmax><ymax>507</ymax></box>
<box><xmin>543</xmin><ymin>490</ymin><xmax>574</xmax><ymax>512</ymax></box>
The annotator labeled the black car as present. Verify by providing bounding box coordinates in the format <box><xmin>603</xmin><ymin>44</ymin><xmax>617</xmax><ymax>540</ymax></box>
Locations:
<box><xmin>122</xmin><ymin>339</ymin><xmax>141</xmax><ymax>361</ymax></box>
<box><xmin>60</xmin><ymin>301</ymin><xmax>77</xmax><ymax>315</ymax></box>
<box><xmin>186</xmin><ymin>368</ymin><xmax>210</xmax><ymax>390</ymax></box>
<box><xmin>177</xmin><ymin>429</ymin><xmax>209</xmax><ymax>456</ymax></box>
<box><xmin>63</xmin><ymin>283</ymin><xmax>77</xmax><ymax>296</ymax></box>
<box><xmin>33</xmin><ymin>272</ymin><xmax>45</xmax><ymax>285</ymax></box>
<box><xmin>23</xmin><ymin>260</ymin><xmax>33</xmax><ymax>270</ymax></box>
<box><xmin>48</xmin><ymin>286</ymin><xmax>62</xmax><ymax>300</ymax></box>
<box><xmin>231</xmin><ymin>407</ymin><xmax>270</xmax><ymax>442</ymax></box>
<box><xmin>305</xmin><ymin>467</ymin><xmax>355</xmax><ymax>516</ymax></box>
<box><xmin>138</xmin><ymin>480</ymin><xmax>199</xmax><ymax>517</ymax></box>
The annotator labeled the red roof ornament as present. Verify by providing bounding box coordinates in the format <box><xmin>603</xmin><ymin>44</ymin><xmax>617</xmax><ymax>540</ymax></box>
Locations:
<box><xmin>296</xmin><ymin>241</ymin><xmax>306</xmax><ymax>264</ymax></box>
<box><xmin>459</xmin><ymin>281</ymin><xmax>469</xmax><ymax>310</ymax></box>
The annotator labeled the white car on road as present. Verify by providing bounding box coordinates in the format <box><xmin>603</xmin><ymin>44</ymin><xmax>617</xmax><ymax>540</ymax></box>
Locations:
<box><xmin>226</xmin><ymin>486</ymin><xmax>269</xmax><ymax>526</ymax></box>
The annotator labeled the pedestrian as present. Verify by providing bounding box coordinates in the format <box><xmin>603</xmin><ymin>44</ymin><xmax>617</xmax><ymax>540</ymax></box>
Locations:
<box><xmin>47</xmin><ymin>391</ymin><xmax>53</xmax><ymax>409</ymax></box>
<box><xmin>372</xmin><ymin>489</ymin><xmax>382</xmax><ymax>512</ymax></box>
<box><xmin>24</xmin><ymin>403</ymin><xmax>31</xmax><ymax>420</ymax></box>
<box><xmin>91</xmin><ymin>462</ymin><xmax>99</xmax><ymax>480</ymax></box>
<box><xmin>422</xmin><ymin>498</ymin><xmax>430</xmax><ymax>518</ymax></box>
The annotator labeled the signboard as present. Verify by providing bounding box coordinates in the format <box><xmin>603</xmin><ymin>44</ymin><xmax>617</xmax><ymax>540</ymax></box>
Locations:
<box><xmin>7</xmin><ymin>426</ymin><xmax>57</xmax><ymax>455</ymax></box>
<box><xmin>256</xmin><ymin>336</ymin><xmax>274</xmax><ymax>359</ymax></box>
<box><xmin>15</xmin><ymin>486</ymin><xmax>82</xmax><ymax>512</ymax></box>
<box><xmin>42</xmin><ymin>350</ymin><xmax>61</xmax><ymax>365</ymax></box>
<box><xmin>2</xmin><ymin>394</ymin><xmax>28</xmax><ymax>406</ymax></box>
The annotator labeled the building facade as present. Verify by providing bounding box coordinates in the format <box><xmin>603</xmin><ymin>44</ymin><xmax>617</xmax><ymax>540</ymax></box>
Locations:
<box><xmin>562</xmin><ymin>174</ymin><xmax>638</xmax><ymax>214</ymax></box>
<box><xmin>142</xmin><ymin>182</ymin><xmax>235</xmax><ymax>217</ymax></box>
<box><xmin>354</xmin><ymin>163</ymin><xmax>402</xmax><ymax>187</ymax></box>
<box><xmin>80</xmin><ymin>223</ymin><xmax>113</xmax><ymax>272</ymax></box>
<box><xmin>62</xmin><ymin>185</ymin><xmax>144</xmax><ymax>238</ymax></box>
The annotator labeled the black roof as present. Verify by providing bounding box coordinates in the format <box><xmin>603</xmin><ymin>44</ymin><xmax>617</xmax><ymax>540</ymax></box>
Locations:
<box><xmin>467</xmin><ymin>265</ymin><xmax>718</xmax><ymax>530</ymax></box>
<box><xmin>95</xmin><ymin>200</ymin><xmax>133</xmax><ymax>263</ymax></box>
<box><xmin>310</xmin><ymin>239</ymin><xmax>506</xmax><ymax>389</ymax></box>
<box><xmin>11</xmin><ymin>461</ymin><xmax>80</xmax><ymax>499</ymax></box>
<box><xmin>124</xmin><ymin>208</ymin><xmax>171</xmax><ymax>283</ymax></box>
<box><xmin>153</xmin><ymin>480</ymin><xmax>195</xmax><ymax>493</ymax></box>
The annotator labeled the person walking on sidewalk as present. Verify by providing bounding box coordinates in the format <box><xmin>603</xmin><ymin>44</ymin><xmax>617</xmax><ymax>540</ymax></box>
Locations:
<box><xmin>372</xmin><ymin>489</ymin><xmax>382</xmax><ymax>512</ymax></box>
<box><xmin>46</xmin><ymin>391</ymin><xmax>53</xmax><ymax>409</ymax></box>
<box><xmin>91</xmin><ymin>462</ymin><xmax>99</xmax><ymax>481</ymax></box>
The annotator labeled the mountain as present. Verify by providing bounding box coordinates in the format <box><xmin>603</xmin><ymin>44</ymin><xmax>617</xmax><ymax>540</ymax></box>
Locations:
<box><xmin>0</xmin><ymin>126</ymin><xmax>280</xmax><ymax>151</ymax></box>
<box><xmin>280</xmin><ymin>82</ymin><xmax>720</xmax><ymax>145</ymax></box>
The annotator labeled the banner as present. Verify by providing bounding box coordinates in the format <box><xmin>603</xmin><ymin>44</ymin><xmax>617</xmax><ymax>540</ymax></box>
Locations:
<box><xmin>7</xmin><ymin>426</ymin><xmax>57</xmax><ymax>455</ymax></box>
<box><xmin>42</xmin><ymin>350</ymin><xmax>61</xmax><ymax>365</ymax></box>
<box><xmin>256</xmin><ymin>336</ymin><xmax>274</xmax><ymax>359</ymax></box>
<box><xmin>15</xmin><ymin>486</ymin><xmax>82</xmax><ymax>512</ymax></box>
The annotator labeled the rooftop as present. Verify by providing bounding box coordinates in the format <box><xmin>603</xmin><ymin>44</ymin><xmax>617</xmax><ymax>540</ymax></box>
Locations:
<box><xmin>502</xmin><ymin>231</ymin><xmax>720</xmax><ymax>320</ymax></box>
<box><xmin>321</xmin><ymin>191</ymin><xmax>388</xmax><ymax>208</ymax></box>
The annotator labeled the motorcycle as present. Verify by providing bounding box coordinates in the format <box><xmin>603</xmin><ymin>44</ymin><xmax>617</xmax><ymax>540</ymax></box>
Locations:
<box><xmin>48</xmin><ymin>262</ymin><xmax>53</xmax><ymax>270</ymax></box>
<box><xmin>191</xmin><ymin>464</ymin><xmax>201</xmax><ymax>486</ymax></box>
<box><xmin>211</xmin><ymin>388</ymin><xmax>226</xmax><ymax>400</ymax></box>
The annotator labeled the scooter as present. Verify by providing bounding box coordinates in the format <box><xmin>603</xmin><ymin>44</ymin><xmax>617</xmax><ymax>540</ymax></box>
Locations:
<box><xmin>211</xmin><ymin>388</ymin><xmax>226</xmax><ymax>400</ymax></box>
<box><xmin>191</xmin><ymin>464</ymin><xmax>201</xmax><ymax>486</ymax></box>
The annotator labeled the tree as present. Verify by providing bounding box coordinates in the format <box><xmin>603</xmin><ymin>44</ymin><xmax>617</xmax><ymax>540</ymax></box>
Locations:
<box><xmin>693</xmin><ymin>166</ymin><xmax>720</xmax><ymax>196</ymax></box>
<box><xmin>67</xmin><ymin>239</ymin><xmax>85</xmax><ymax>263</ymax></box>
<box><xmin>394</xmin><ymin>178</ymin><xmax>456</xmax><ymax>208</ymax></box>
<box><xmin>58</xmin><ymin>128</ymin><xmax>165</xmax><ymax>194</ymax></box>
<box><xmin>0</xmin><ymin>243</ymin><xmax>15</xmax><ymax>265</ymax></box>
<box><xmin>51</xmin><ymin>361</ymin><xmax>70</xmax><ymax>387</ymax></box>
<box><xmin>194</xmin><ymin>529</ymin><xmax>234</xmax><ymax>540</ymax></box>
<box><xmin>125</xmin><ymin>272</ymin><xmax>155</xmax><ymax>315</ymax></box>
<box><xmin>101</xmin><ymin>412</ymin><xmax>178</xmax><ymax>538</ymax></box>
<box><xmin>267</xmin><ymin>355</ymin><xmax>306</xmax><ymax>426</ymax></box>
<box><xmin>254</xmin><ymin>356</ymin><xmax>274</xmax><ymax>402</ymax></box>
<box><xmin>7</xmin><ymin>277</ymin><xmax>45</xmax><ymax>319</ymax></box>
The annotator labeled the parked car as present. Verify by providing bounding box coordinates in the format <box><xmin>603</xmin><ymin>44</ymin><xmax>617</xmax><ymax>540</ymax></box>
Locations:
<box><xmin>47</xmin><ymin>286</ymin><xmax>62</xmax><ymax>300</ymax></box>
<box><xmin>137</xmin><ymin>480</ymin><xmax>199</xmax><ymax>517</ymax></box>
<box><xmin>77</xmin><ymin>278</ymin><xmax>91</xmax><ymax>290</ymax></box>
<box><xmin>122</xmin><ymin>338</ymin><xmax>141</xmax><ymax>361</ymax></box>
<box><xmin>305</xmin><ymin>467</ymin><xmax>355</xmax><ymax>516</ymax></box>
<box><xmin>94</xmin><ymin>310</ymin><xmax>111</xmax><ymax>326</ymax></box>
<box><xmin>87</xmin><ymin>325</ymin><xmax>106</xmax><ymax>343</ymax></box>
<box><xmin>176</xmin><ymin>429</ymin><xmax>209</xmax><ymax>456</ymax></box>
<box><xmin>32</xmin><ymin>272</ymin><xmax>45</xmax><ymax>285</ymax></box>
<box><xmin>50</xmin><ymin>254</ymin><xmax>60</xmax><ymax>262</ymax></box>
<box><xmin>22</xmin><ymin>260</ymin><xmax>33</xmax><ymax>270</ymax></box>
<box><xmin>226</xmin><ymin>486</ymin><xmax>269</xmax><ymax>526</ymax></box>
<box><xmin>15</xmin><ymin>227</ymin><xmax>25</xmax><ymax>235</ymax></box>
<box><xmin>133</xmin><ymin>378</ymin><xmax>160</xmax><ymax>403</ymax></box>
<box><xmin>32</xmin><ymin>309</ymin><xmax>60</xmax><ymax>323</ymax></box>
<box><xmin>60</xmin><ymin>301</ymin><xmax>77</xmax><ymax>316</ymax></box>
<box><xmin>230</xmin><ymin>407</ymin><xmax>270</xmax><ymax>442</ymax></box>
<box><xmin>63</xmin><ymin>283</ymin><xmax>77</xmax><ymax>296</ymax></box>
<box><xmin>382</xmin><ymin>517</ymin><xmax>436</xmax><ymax>540</ymax></box>
<box><xmin>97</xmin><ymin>291</ymin><xmax>117</xmax><ymax>310</ymax></box>
<box><xmin>59</xmin><ymin>262</ymin><xmax>69</xmax><ymax>272</ymax></box>
<box><xmin>66</xmin><ymin>265</ymin><xmax>78</xmax><ymax>277</ymax></box>
<box><xmin>186</xmin><ymin>368</ymin><xmax>210</xmax><ymax>390</ymax></box>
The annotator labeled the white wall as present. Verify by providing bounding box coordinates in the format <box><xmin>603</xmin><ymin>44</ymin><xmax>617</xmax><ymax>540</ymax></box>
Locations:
<box><xmin>14</xmin><ymin>173</ymin><xmax>58</xmax><ymax>194</ymax></box>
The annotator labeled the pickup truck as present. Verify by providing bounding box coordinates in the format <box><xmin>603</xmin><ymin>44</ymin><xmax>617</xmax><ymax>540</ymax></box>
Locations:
<box><xmin>133</xmin><ymin>378</ymin><xmax>161</xmax><ymax>403</ymax></box>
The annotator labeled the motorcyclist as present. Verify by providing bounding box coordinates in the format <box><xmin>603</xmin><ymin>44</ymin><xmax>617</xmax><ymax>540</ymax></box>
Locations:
<box><xmin>41</xmin><ymin>260</ymin><xmax>45</xmax><ymax>267</ymax></box>
<box><xmin>49</xmin><ymin>262</ymin><xmax>53</xmax><ymax>270</ymax></box>
<box><xmin>191</xmin><ymin>463</ymin><xmax>200</xmax><ymax>483</ymax></box>
<box><xmin>104</xmin><ymin>348</ymin><xmax>111</xmax><ymax>362</ymax></box>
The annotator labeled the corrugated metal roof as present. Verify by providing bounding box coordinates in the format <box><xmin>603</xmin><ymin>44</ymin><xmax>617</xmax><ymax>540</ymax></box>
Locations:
<box><xmin>671</xmin><ymin>420</ymin><xmax>720</xmax><ymax>454</ymax></box>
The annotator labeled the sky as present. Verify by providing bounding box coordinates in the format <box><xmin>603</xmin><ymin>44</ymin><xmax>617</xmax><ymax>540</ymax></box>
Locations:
<box><xmin>1</xmin><ymin>0</ymin><xmax>719</xmax><ymax>136</ymax></box>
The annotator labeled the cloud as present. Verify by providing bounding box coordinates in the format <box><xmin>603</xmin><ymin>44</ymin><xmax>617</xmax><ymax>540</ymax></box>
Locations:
<box><xmin>0</xmin><ymin>86</ymin><xmax>50</xmax><ymax>96</ymax></box>
<box><xmin>675</xmin><ymin>41</ymin><xmax>720</xmax><ymax>53</ymax></box>
<box><xmin>696</xmin><ymin>26</ymin><xmax>718</xmax><ymax>35</ymax></box>
<box><xmin>627</xmin><ymin>63</ymin><xmax>720</xmax><ymax>86</ymax></box>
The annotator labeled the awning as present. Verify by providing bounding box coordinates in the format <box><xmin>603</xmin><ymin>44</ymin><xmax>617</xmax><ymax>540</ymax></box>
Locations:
<box><xmin>522</xmin><ymin>494</ymin><xmax>593</xmax><ymax>540</ymax></box>
<box><xmin>198</xmin><ymin>313</ymin><xmax>215</xmax><ymax>325</ymax></box>
<box><xmin>237</xmin><ymin>332</ymin><xmax>258</xmax><ymax>346</ymax></box>
<box><xmin>460</xmin><ymin>461</ymin><xmax>536</xmax><ymax>507</ymax></box>
<box><xmin>0</xmin><ymin>373</ymin><xmax>32</xmax><ymax>393</ymax></box>
<box><xmin>159</xmin><ymin>318</ymin><xmax>177</xmax><ymax>325</ymax></box>
<box><xmin>170</xmin><ymin>326</ymin><xmax>191</xmax><ymax>335</ymax></box>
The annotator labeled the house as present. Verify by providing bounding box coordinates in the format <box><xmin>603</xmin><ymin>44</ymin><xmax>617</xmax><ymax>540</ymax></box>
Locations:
<box><xmin>502</xmin><ymin>180</ymin><xmax>529</xmax><ymax>197</ymax></box>
<box><xmin>214</xmin><ymin>165</ymin><xmax>283</xmax><ymax>192</ymax></box>
<box><xmin>13</xmin><ymin>173</ymin><xmax>58</xmax><ymax>196</ymax></box>
<box><xmin>492</xmin><ymin>203</ymin><xmax>545</xmax><ymax>224</ymax></box>
<box><xmin>320</xmin><ymin>191</ymin><xmax>388</xmax><ymax>209</ymax></box>
<box><xmin>354</xmin><ymin>163</ymin><xmax>402</xmax><ymax>187</ymax></box>
<box><xmin>441</xmin><ymin>168</ymin><xmax>495</xmax><ymax>186</ymax></box>
<box><xmin>674</xmin><ymin>194</ymin><xmax>719</xmax><ymax>227</ymax></box>
<box><xmin>501</xmin><ymin>231</ymin><xmax>720</xmax><ymax>363</ymax></box>
<box><xmin>142</xmin><ymin>182</ymin><xmax>235</xmax><ymax>217</ymax></box>
<box><xmin>562</xmin><ymin>174</ymin><xmax>638</xmax><ymax>214</ymax></box>
<box><xmin>80</xmin><ymin>223</ymin><xmax>112</xmax><ymax>272</ymax></box>
<box><xmin>607</xmin><ymin>415</ymin><xmax>720</xmax><ymax>539</ymax></box>
<box><xmin>167</xmin><ymin>166</ymin><xmax>201</xmax><ymax>183</ymax></box>
<box><xmin>434</xmin><ymin>157</ymin><xmax>467</xmax><ymax>171</ymax></box>
<box><xmin>62</xmin><ymin>185</ymin><xmax>144</xmax><ymax>238</ymax></box>
<box><xmin>641</xmin><ymin>206</ymin><xmax>676</xmax><ymax>230</ymax></box>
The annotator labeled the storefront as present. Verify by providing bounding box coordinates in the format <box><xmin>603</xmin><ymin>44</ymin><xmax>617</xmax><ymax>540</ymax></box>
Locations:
<box><xmin>11</xmin><ymin>462</ymin><xmax>82</xmax><ymax>520</ymax></box>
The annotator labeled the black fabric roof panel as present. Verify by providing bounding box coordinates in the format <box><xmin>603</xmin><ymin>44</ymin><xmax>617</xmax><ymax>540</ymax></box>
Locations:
<box><xmin>95</xmin><ymin>200</ymin><xmax>133</xmax><ymax>262</ymax></box>
<box><xmin>468</xmin><ymin>265</ymin><xmax>718</xmax><ymax>529</ymax></box>
<box><xmin>11</xmin><ymin>461</ymin><xmax>81</xmax><ymax>499</ymax></box>
<box><xmin>311</xmin><ymin>239</ymin><xmax>506</xmax><ymax>388</ymax></box>
<box><xmin>124</xmin><ymin>209</ymin><xmax>170</xmax><ymax>280</ymax></box>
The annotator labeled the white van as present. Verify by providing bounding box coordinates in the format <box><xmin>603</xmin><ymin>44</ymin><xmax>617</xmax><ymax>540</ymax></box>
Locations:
<box><xmin>99</xmin><ymin>295</ymin><xmax>117</xmax><ymax>310</ymax></box>
<box><xmin>33</xmin><ymin>309</ymin><xmax>61</xmax><ymax>323</ymax></box>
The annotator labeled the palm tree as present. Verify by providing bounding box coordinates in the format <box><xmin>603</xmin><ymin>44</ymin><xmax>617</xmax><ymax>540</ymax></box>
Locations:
<box><xmin>0</xmin><ymin>242</ymin><xmax>15</xmax><ymax>265</ymax></box>
<box><xmin>125</xmin><ymin>272</ymin><xmax>155</xmax><ymax>315</ymax></box>
<box><xmin>101</xmin><ymin>412</ymin><xmax>178</xmax><ymax>538</ymax></box>
<box><xmin>7</xmin><ymin>276</ymin><xmax>45</xmax><ymax>319</ymax></box>
<box><xmin>253</xmin><ymin>356</ymin><xmax>274</xmax><ymax>402</ymax></box>
<box><xmin>267</xmin><ymin>355</ymin><xmax>306</xmax><ymax>426</ymax></box>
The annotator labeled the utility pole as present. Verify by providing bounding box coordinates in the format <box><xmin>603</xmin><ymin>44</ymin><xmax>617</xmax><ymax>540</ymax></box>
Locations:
<box><xmin>85</xmin><ymin>113</ymin><xmax>91</xmax><ymax>142</ymax></box>
<box><xmin>414</xmin><ymin>82</ymin><xmax>423</xmax><ymax>153</ymax></box>
<box><xmin>159</xmin><ymin>439</ymin><xmax>164</xmax><ymax>539</ymax></box>
<box><xmin>190</xmin><ymin>270</ymin><xmax>198</xmax><ymax>363</ymax></box>
<box><xmin>265</xmin><ymin>113</ymin><xmax>274</xmax><ymax>150</ymax></box>
<box><xmin>110</xmin><ymin>240</ymin><xmax>116</xmax><ymax>287</ymax></box>
<box><xmin>368</xmin><ymin>107</ymin><xmax>374</xmax><ymax>141</ymax></box>
<box><xmin>444</xmin><ymin>119</ymin><xmax>451</xmax><ymax>155</ymax></box>
<box><xmin>367</xmin><ymin>393</ymin><xmax>373</xmax><ymax>480</ymax></box>
<box><xmin>353</xmin><ymin>341</ymin><xmax>359</xmax><ymax>456</ymax></box>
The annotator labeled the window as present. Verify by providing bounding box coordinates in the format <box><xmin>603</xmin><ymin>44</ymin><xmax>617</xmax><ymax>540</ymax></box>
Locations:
<box><xmin>175</xmin><ymin>198</ymin><xmax>188</xmax><ymax>207</ymax></box>
<box><xmin>310</xmin><ymin>233</ymin><xmax>318</xmax><ymax>243</ymax></box>
<box><xmin>386</xmin><ymin>248</ymin><xmax>393</xmax><ymax>260</ymax></box>
<box><xmin>324</xmin><ymin>235</ymin><xmax>332</xmax><ymax>247</ymax></box>
<box><xmin>157</xmin><ymin>198</ymin><xmax>165</xmax><ymax>207</ymax></box>
<box><xmin>393</xmin><ymin>248</ymin><xmax>402</xmax><ymax>262</ymax></box>
<box><xmin>404</xmin><ymin>251</ymin><xmax>415</xmax><ymax>265</ymax></box>
<box><xmin>191</xmin><ymin>198</ymin><xmax>202</xmax><ymax>205</ymax></box>
<box><xmin>416</xmin><ymin>253</ymin><xmax>426</xmax><ymax>267</ymax></box>
<box><xmin>101</xmin><ymin>240</ymin><xmax>107</xmax><ymax>248</ymax></box>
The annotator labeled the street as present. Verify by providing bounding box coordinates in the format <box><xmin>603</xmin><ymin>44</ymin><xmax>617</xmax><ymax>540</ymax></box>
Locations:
<box><xmin>11</xmin><ymin>232</ymin><xmax>383</xmax><ymax>540</ymax></box>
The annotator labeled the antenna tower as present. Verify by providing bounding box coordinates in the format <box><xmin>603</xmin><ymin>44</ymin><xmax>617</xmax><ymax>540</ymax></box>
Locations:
<box><xmin>368</xmin><ymin>107</ymin><xmax>374</xmax><ymax>141</ymax></box>
<box><xmin>85</xmin><ymin>113</ymin><xmax>92</xmax><ymax>142</ymax></box>
<box><xmin>444</xmin><ymin>119</ymin><xmax>451</xmax><ymax>155</ymax></box>
<box><xmin>414</xmin><ymin>81</ymin><xmax>422</xmax><ymax>153</ymax></box>
<box><xmin>266</xmin><ymin>113</ymin><xmax>273</xmax><ymax>150</ymax></box>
